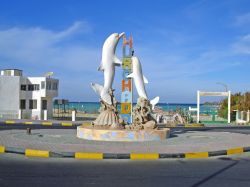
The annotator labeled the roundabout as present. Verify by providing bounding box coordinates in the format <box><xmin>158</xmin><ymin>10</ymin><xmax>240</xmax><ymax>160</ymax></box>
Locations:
<box><xmin>0</xmin><ymin>128</ymin><xmax>250</xmax><ymax>159</ymax></box>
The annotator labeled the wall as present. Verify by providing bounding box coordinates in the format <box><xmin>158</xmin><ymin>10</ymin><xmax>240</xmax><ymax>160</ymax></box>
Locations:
<box><xmin>0</xmin><ymin>76</ymin><xmax>20</xmax><ymax>118</ymax></box>
<box><xmin>0</xmin><ymin>74</ymin><xmax>59</xmax><ymax>120</ymax></box>
<box><xmin>20</xmin><ymin>77</ymin><xmax>59</xmax><ymax>120</ymax></box>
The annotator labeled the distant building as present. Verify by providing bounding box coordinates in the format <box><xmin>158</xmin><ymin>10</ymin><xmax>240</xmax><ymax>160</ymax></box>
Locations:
<box><xmin>0</xmin><ymin>69</ymin><xmax>59</xmax><ymax>120</ymax></box>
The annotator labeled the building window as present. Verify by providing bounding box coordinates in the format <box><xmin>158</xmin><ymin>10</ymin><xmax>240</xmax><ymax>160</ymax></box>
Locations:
<box><xmin>20</xmin><ymin>100</ymin><xmax>26</xmax><ymax>109</ymax></box>
<box><xmin>28</xmin><ymin>85</ymin><xmax>33</xmax><ymax>91</ymax></box>
<box><xmin>41</xmin><ymin>81</ymin><xmax>45</xmax><ymax>89</ymax></box>
<box><xmin>4</xmin><ymin>70</ymin><xmax>11</xmax><ymax>76</ymax></box>
<box><xmin>52</xmin><ymin>82</ymin><xmax>58</xmax><ymax>90</ymax></box>
<box><xmin>42</xmin><ymin>100</ymin><xmax>47</xmax><ymax>110</ymax></box>
<box><xmin>34</xmin><ymin>84</ymin><xmax>40</xmax><ymax>90</ymax></box>
<box><xmin>29</xmin><ymin>100</ymin><xmax>37</xmax><ymax>109</ymax></box>
<box><xmin>46</xmin><ymin>81</ymin><xmax>51</xmax><ymax>90</ymax></box>
<box><xmin>20</xmin><ymin>85</ymin><xmax>26</xmax><ymax>91</ymax></box>
<box><xmin>28</xmin><ymin>84</ymin><xmax>40</xmax><ymax>91</ymax></box>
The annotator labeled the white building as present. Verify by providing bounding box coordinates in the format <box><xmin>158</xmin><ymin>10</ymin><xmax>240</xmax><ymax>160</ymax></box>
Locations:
<box><xmin>0</xmin><ymin>69</ymin><xmax>59</xmax><ymax>120</ymax></box>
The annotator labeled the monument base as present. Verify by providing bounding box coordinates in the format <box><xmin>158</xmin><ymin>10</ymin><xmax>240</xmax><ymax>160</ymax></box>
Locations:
<box><xmin>77</xmin><ymin>124</ymin><xmax>170</xmax><ymax>142</ymax></box>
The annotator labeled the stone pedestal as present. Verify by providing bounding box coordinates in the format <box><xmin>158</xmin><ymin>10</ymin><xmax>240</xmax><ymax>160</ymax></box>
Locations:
<box><xmin>77</xmin><ymin>124</ymin><xmax>170</xmax><ymax>142</ymax></box>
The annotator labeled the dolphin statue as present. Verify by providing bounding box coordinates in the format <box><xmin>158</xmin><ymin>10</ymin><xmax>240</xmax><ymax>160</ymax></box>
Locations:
<box><xmin>127</xmin><ymin>56</ymin><xmax>160</xmax><ymax>109</ymax></box>
<box><xmin>91</xmin><ymin>32</ymin><xmax>125</xmax><ymax>105</ymax></box>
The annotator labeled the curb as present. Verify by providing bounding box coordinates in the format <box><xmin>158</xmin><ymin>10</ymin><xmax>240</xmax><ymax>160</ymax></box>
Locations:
<box><xmin>1</xmin><ymin>120</ymin><xmax>207</xmax><ymax>128</ymax></box>
<box><xmin>2</xmin><ymin>120</ymin><xmax>250</xmax><ymax>129</ymax></box>
<box><xmin>184</xmin><ymin>123</ymin><xmax>205</xmax><ymax>128</ymax></box>
<box><xmin>0</xmin><ymin>145</ymin><xmax>249</xmax><ymax>160</ymax></box>
<box><xmin>0</xmin><ymin>120</ymin><xmax>81</xmax><ymax>127</ymax></box>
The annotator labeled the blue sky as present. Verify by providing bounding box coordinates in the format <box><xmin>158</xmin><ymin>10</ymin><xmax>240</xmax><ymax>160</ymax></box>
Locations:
<box><xmin>0</xmin><ymin>0</ymin><xmax>250</xmax><ymax>103</ymax></box>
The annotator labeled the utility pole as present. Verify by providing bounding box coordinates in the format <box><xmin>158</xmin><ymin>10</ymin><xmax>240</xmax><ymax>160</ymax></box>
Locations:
<box><xmin>216</xmin><ymin>82</ymin><xmax>228</xmax><ymax>92</ymax></box>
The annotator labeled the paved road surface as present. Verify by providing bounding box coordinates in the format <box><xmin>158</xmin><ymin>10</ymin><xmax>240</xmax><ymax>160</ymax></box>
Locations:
<box><xmin>0</xmin><ymin>153</ymin><xmax>250</xmax><ymax>187</ymax></box>
<box><xmin>1</xmin><ymin>124</ymin><xmax>250</xmax><ymax>187</ymax></box>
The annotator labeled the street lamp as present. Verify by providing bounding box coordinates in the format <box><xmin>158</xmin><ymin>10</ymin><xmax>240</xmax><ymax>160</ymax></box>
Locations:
<box><xmin>216</xmin><ymin>82</ymin><xmax>228</xmax><ymax>92</ymax></box>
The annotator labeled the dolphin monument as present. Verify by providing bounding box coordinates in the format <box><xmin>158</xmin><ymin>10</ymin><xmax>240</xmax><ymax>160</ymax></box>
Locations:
<box><xmin>91</xmin><ymin>32</ymin><xmax>125</xmax><ymax>105</ymax></box>
<box><xmin>77</xmin><ymin>32</ymin><xmax>170</xmax><ymax>141</ymax></box>
<box><xmin>91</xmin><ymin>32</ymin><xmax>124</xmax><ymax>129</ymax></box>
<box><xmin>127</xmin><ymin>56</ymin><xmax>160</xmax><ymax>109</ymax></box>
<box><xmin>125</xmin><ymin>56</ymin><xmax>160</xmax><ymax>130</ymax></box>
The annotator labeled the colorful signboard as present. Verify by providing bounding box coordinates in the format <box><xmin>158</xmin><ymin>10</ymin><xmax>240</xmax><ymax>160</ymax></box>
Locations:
<box><xmin>120</xmin><ymin>35</ymin><xmax>133</xmax><ymax>123</ymax></box>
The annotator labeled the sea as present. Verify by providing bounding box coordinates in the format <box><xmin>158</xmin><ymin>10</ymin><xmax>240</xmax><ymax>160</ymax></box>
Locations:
<box><xmin>54</xmin><ymin>102</ymin><xmax>219</xmax><ymax>115</ymax></box>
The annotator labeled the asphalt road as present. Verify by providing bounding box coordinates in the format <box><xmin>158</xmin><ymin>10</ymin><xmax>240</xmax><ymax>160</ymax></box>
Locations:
<box><xmin>0</xmin><ymin>153</ymin><xmax>250</xmax><ymax>187</ymax></box>
<box><xmin>1</xmin><ymin>123</ymin><xmax>250</xmax><ymax>187</ymax></box>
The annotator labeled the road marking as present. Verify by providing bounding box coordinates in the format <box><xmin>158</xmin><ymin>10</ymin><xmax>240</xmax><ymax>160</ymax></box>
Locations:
<box><xmin>0</xmin><ymin>146</ymin><xmax>5</xmax><ymax>153</ymax></box>
<box><xmin>24</xmin><ymin>122</ymin><xmax>33</xmax><ymax>125</ymax></box>
<box><xmin>185</xmin><ymin>152</ymin><xmax>209</xmax><ymax>158</ymax></box>
<box><xmin>25</xmin><ymin>149</ymin><xmax>49</xmax><ymax>158</ymax></box>
<box><xmin>5</xmin><ymin>120</ymin><xmax>15</xmax><ymax>124</ymax></box>
<box><xmin>75</xmin><ymin>152</ymin><xmax>103</xmax><ymax>159</ymax></box>
<box><xmin>130</xmin><ymin>153</ymin><xmax>159</xmax><ymax>160</ymax></box>
<box><xmin>227</xmin><ymin>147</ymin><xmax>243</xmax><ymax>155</ymax></box>
<box><xmin>42</xmin><ymin>122</ymin><xmax>52</xmax><ymax>126</ymax></box>
<box><xmin>61</xmin><ymin>122</ymin><xmax>73</xmax><ymax>126</ymax></box>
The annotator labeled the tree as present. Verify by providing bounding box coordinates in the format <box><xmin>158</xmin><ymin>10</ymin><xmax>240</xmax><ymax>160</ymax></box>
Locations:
<box><xmin>218</xmin><ymin>92</ymin><xmax>250</xmax><ymax>120</ymax></box>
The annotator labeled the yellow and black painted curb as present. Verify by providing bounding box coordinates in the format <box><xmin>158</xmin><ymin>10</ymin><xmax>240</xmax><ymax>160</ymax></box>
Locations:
<box><xmin>4</xmin><ymin>121</ymin><xmax>250</xmax><ymax>129</ymax></box>
<box><xmin>1</xmin><ymin>120</ymin><xmax>78</xmax><ymax>127</ymax></box>
<box><xmin>0</xmin><ymin>145</ymin><xmax>249</xmax><ymax>159</ymax></box>
<box><xmin>184</xmin><ymin>123</ymin><xmax>205</xmax><ymax>128</ymax></box>
<box><xmin>1</xmin><ymin>120</ymin><xmax>208</xmax><ymax>128</ymax></box>
<box><xmin>165</xmin><ymin>123</ymin><xmax>205</xmax><ymax>128</ymax></box>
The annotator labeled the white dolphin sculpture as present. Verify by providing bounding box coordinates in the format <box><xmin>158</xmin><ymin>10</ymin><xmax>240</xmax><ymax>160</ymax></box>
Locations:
<box><xmin>127</xmin><ymin>56</ymin><xmax>160</xmax><ymax>109</ymax></box>
<box><xmin>91</xmin><ymin>32</ymin><xmax>125</xmax><ymax>105</ymax></box>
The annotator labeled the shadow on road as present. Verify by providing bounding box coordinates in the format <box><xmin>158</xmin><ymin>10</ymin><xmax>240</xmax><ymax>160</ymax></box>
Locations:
<box><xmin>191</xmin><ymin>157</ymin><xmax>239</xmax><ymax>187</ymax></box>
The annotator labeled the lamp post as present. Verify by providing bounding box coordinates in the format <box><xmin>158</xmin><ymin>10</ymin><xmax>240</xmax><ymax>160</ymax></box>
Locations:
<box><xmin>216</xmin><ymin>82</ymin><xmax>228</xmax><ymax>92</ymax></box>
<box><xmin>216</xmin><ymin>82</ymin><xmax>231</xmax><ymax>123</ymax></box>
